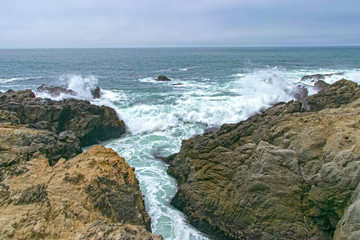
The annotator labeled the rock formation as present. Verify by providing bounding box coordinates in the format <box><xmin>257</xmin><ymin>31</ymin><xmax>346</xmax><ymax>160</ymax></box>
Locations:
<box><xmin>0</xmin><ymin>89</ymin><xmax>161</xmax><ymax>239</ymax></box>
<box><xmin>156</xmin><ymin>75</ymin><xmax>171</xmax><ymax>81</ymax></box>
<box><xmin>0</xmin><ymin>89</ymin><xmax>125</xmax><ymax>147</ymax></box>
<box><xmin>36</xmin><ymin>84</ymin><xmax>101</xmax><ymax>99</ymax></box>
<box><xmin>0</xmin><ymin>145</ymin><xmax>162</xmax><ymax>240</ymax></box>
<box><xmin>168</xmin><ymin>79</ymin><xmax>360</xmax><ymax>239</ymax></box>
<box><xmin>300</xmin><ymin>72</ymin><xmax>343</xmax><ymax>82</ymax></box>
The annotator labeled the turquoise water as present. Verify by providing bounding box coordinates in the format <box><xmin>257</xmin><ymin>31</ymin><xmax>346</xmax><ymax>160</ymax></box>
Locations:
<box><xmin>1</xmin><ymin>47</ymin><xmax>360</xmax><ymax>239</ymax></box>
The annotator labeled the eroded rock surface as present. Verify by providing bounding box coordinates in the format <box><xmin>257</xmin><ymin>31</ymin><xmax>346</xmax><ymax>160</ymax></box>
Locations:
<box><xmin>0</xmin><ymin>145</ymin><xmax>162</xmax><ymax>240</ymax></box>
<box><xmin>168</xmin><ymin>79</ymin><xmax>360</xmax><ymax>239</ymax></box>
<box><xmin>0</xmin><ymin>89</ymin><xmax>125</xmax><ymax>146</ymax></box>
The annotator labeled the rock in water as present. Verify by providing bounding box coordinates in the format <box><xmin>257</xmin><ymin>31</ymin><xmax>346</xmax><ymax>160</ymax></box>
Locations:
<box><xmin>300</xmin><ymin>72</ymin><xmax>344</xmax><ymax>82</ymax></box>
<box><xmin>168</xmin><ymin>79</ymin><xmax>360</xmax><ymax>240</ymax></box>
<box><xmin>90</xmin><ymin>86</ymin><xmax>101</xmax><ymax>98</ymax></box>
<box><xmin>156</xmin><ymin>75</ymin><xmax>171</xmax><ymax>81</ymax></box>
<box><xmin>36</xmin><ymin>84</ymin><xmax>77</xmax><ymax>97</ymax></box>
<box><xmin>36</xmin><ymin>84</ymin><xmax>102</xmax><ymax>99</ymax></box>
<box><xmin>0</xmin><ymin>145</ymin><xmax>162</xmax><ymax>240</ymax></box>
<box><xmin>0</xmin><ymin>89</ymin><xmax>125</xmax><ymax>146</ymax></box>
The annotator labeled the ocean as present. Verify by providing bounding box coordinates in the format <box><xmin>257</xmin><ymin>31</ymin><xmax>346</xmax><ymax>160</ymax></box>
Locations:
<box><xmin>1</xmin><ymin>47</ymin><xmax>360</xmax><ymax>239</ymax></box>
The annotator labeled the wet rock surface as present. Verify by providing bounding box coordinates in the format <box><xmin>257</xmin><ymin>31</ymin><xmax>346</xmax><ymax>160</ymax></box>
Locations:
<box><xmin>0</xmin><ymin>89</ymin><xmax>125</xmax><ymax>146</ymax></box>
<box><xmin>168</xmin><ymin>79</ymin><xmax>360</xmax><ymax>240</ymax></box>
<box><xmin>156</xmin><ymin>75</ymin><xmax>171</xmax><ymax>81</ymax></box>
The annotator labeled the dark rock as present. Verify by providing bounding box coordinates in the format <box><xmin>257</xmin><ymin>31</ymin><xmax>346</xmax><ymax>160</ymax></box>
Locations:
<box><xmin>91</xmin><ymin>86</ymin><xmax>101</xmax><ymax>98</ymax></box>
<box><xmin>301</xmin><ymin>72</ymin><xmax>343</xmax><ymax>82</ymax></box>
<box><xmin>0</xmin><ymin>89</ymin><xmax>125</xmax><ymax>146</ymax></box>
<box><xmin>36</xmin><ymin>84</ymin><xmax>77</xmax><ymax>97</ymax></box>
<box><xmin>314</xmin><ymin>80</ymin><xmax>330</xmax><ymax>92</ymax></box>
<box><xmin>156</xmin><ymin>75</ymin><xmax>171</xmax><ymax>81</ymax></box>
<box><xmin>15</xmin><ymin>184</ymin><xmax>48</xmax><ymax>205</ymax></box>
<box><xmin>292</xmin><ymin>84</ymin><xmax>309</xmax><ymax>108</ymax></box>
<box><xmin>168</xmin><ymin>79</ymin><xmax>360</xmax><ymax>240</ymax></box>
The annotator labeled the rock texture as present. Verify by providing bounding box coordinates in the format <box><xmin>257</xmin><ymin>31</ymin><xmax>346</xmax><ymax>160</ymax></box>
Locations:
<box><xmin>168</xmin><ymin>79</ymin><xmax>360</xmax><ymax>240</ymax></box>
<box><xmin>0</xmin><ymin>145</ymin><xmax>162</xmax><ymax>240</ymax></box>
<box><xmin>0</xmin><ymin>89</ymin><xmax>125</xmax><ymax>147</ymax></box>
<box><xmin>156</xmin><ymin>75</ymin><xmax>171</xmax><ymax>81</ymax></box>
<box><xmin>36</xmin><ymin>84</ymin><xmax>101</xmax><ymax>99</ymax></box>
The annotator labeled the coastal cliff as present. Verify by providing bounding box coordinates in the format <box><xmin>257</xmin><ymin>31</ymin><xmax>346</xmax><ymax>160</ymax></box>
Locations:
<box><xmin>168</xmin><ymin>79</ymin><xmax>360</xmax><ymax>239</ymax></box>
<box><xmin>0</xmin><ymin>90</ymin><xmax>161</xmax><ymax>239</ymax></box>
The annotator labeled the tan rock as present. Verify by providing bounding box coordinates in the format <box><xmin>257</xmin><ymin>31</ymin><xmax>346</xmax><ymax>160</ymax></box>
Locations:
<box><xmin>0</xmin><ymin>145</ymin><xmax>162</xmax><ymax>240</ymax></box>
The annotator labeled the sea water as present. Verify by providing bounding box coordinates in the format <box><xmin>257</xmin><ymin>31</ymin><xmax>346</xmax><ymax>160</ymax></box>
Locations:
<box><xmin>1</xmin><ymin>47</ymin><xmax>360</xmax><ymax>239</ymax></box>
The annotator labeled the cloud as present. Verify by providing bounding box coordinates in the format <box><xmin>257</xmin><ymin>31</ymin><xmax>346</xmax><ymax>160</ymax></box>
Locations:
<box><xmin>0</xmin><ymin>0</ymin><xmax>359</xmax><ymax>47</ymax></box>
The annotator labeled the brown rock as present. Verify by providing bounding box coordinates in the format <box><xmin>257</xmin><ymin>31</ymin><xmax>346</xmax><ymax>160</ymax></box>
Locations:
<box><xmin>0</xmin><ymin>145</ymin><xmax>162</xmax><ymax>240</ymax></box>
<box><xmin>168</xmin><ymin>79</ymin><xmax>360</xmax><ymax>239</ymax></box>
<box><xmin>0</xmin><ymin>89</ymin><xmax>125</xmax><ymax>146</ymax></box>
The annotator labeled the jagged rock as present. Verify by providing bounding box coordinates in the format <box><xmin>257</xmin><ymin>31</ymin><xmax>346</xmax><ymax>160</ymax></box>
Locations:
<box><xmin>0</xmin><ymin>123</ymin><xmax>81</xmax><ymax>168</ymax></box>
<box><xmin>314</xmin><ymin>80</ymin><xmax>330</xmax><ymax>92</ymax></box>
<box><xmin>36</xmin><ymin>84</ymin><xmax>101</xmax><ymax>99</ymax></box>
<box><xmin>168</xmin><ymin>79</ymin><xmax>360</xmax><ymax>239</ymax></box>
<box><xmin>36</xmin><ymin>84</ymin><xmax>77</xmax><ymax>97</ymax></box>
<box><xmin>307</xmin><ymin>79</ymin><xmax>360</xmax><ymax>111</ymax></box>
<box><xmin>0</xmin><ymin>145</ymin><xmax>162</xmax><ymax>240</ymax></box>
<box><xmin>90</xmin><ymin>86</ymin><xmax>101</xmax><ymax>99</ymax></box>
<box><xmin>0</xmin><ymin>89</ymin><xmax>125</xmax><ymax>146</ymax></box>
<box><xmin>156</xmin><ymin>75</ymin><xmax>171</xmax><ymax>81</ymax></box>
<box><xmin>301</xmin><ymin>72</ymin><xmax>343</xmax><ymax>82</ymax></box>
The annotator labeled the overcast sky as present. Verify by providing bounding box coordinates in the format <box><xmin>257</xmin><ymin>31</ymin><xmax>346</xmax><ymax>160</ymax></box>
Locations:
<box><xmin>0</xmin><ymin>0</ymin><xmax>359</xmax><ymax>48</ymax></box>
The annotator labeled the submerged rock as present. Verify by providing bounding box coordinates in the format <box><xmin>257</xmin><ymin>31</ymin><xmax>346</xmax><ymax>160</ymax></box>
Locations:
<box><xmin>0</xmin><ymin>145</ymin><xmax>162</xmax><ymax>240</ymax></box>
<box><xmin>156</xmin><ymin>75</ymin><xmax>171</xmax><ymax>81</ymax></box>
<box><xmin>168</xmin><ymin>79</ymin><xmax>360</xmax><ymax>239</ymax></box>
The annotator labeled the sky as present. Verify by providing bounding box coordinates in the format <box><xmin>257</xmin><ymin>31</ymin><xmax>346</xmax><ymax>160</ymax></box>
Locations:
<box><xmin>0</xmin><ymin>0</ymin><xmax>359</xmax><ymax>48</ymax></box>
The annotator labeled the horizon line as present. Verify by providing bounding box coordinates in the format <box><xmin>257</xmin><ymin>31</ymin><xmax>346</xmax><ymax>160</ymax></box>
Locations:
<box><xmin>0</xmin><ymin>44</ymin><xmax>360</xmax><ymax>50</ymax></box>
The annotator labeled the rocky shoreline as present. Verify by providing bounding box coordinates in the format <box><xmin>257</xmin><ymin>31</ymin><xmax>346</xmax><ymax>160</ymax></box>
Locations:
<box><xmin>0</xmin><ymin>90</ymin><xmax>162</xmax><ymax>239</ymax></box>
<box><xmin>167</xmin><ymin>79</ymin><xmax>360</xmax><ymax>240</ymax></box>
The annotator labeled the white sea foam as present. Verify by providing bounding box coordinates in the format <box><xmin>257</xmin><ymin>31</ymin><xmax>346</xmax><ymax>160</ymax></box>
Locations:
<box><xmin>139</xmin><ymin>77</ymin><xmax>155</xmax><ymax>83</ymax></box>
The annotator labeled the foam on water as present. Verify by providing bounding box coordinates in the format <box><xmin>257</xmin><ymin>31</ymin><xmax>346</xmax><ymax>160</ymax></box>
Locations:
<box><xmin>103</xmin><ymin>66</ymin><xmax>308</xmax><ymax>240</ymax></box>
<box><xmin>15</xmin><ymin>65</ymin><xmax>360</xmax><ymax>240</ymax></box>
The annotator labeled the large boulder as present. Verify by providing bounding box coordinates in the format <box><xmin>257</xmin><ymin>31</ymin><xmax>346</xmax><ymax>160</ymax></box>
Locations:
<box><xmin>0</xmin><ymin>89</ymin><xmax>125</xmax><ymax>146</ymax></box>
<box><xmin>168</xmin><ymin>79</ymin><xmax>360</xmax><ymax>239</ymax></box>
<box><xmin>0</xmin><ymin>145</ymin><xmax>162</xmax><ymax>240</ymax></box>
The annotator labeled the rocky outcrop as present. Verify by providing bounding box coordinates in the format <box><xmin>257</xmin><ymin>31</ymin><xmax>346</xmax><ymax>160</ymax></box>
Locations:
<box><xmin>156</xmin><ymin>75</ymin><xmax>171</xmax><ymax>81</ymax></box>
<box><xmin>36</xmin><ymin>84</ymin><xmax>101</xmax><ymax>99</ymax></box>
<box><xmin>168</xmin><ymin>79</ymin><xmax>360</xmax><ymax>239</ymax></box>
<box><xmin>0</xmin><ymin>145</ymin><xmax>162</xmax><ymax>240</ymax></box>
<box><xmin>301</xmin><ymin>72</ymin><xmax>343</xmax><ymax>82</ymax></box>
<box><xmin>0</xmin><ymin>89</ymin><xmax>125</xmax><ymax>146</ymax></box>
